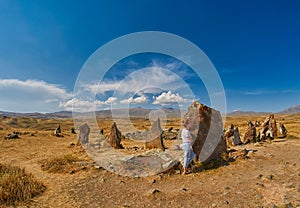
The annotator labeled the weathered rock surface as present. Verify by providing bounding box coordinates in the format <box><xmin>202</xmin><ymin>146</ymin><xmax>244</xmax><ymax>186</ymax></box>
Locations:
<box><xmin>242</xmin><ymin>121</ymin><xmax>256</xmax><ymax>144</ymax></box>
<box><xmin>78</xmin><ymin>123</ymin><xmax>90</xmax><ymax>144</ymax></box>
<box><xmin>183</xmin><ymin>101</ymin><xmax>226</xmax><ymax>163</ymax></box>
<box><xmin>108</xmin><ymin>122</ymin><xmax>124</xmax><ymax>149</ymax></box>
<box><xmin>224</xmin><ymin>124</ymin><xmax>242</xmax><ymax>146</ymax></box>
<box><xmin>145</xmin><ymin>118</ymin><xmax>165</xmax><ymax>151</ymax></box>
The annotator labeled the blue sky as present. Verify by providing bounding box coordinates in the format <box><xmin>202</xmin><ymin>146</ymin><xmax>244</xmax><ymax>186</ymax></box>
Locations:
<box><xmin>0</xmin><ymin>0</ymin><xmax>299</xmax><ymax>113</ymax></box>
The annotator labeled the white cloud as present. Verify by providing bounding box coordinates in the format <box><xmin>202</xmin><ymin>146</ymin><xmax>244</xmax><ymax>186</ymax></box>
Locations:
<box><xmin>120</xmin><ymin>95</ymin><xmax>147</xmax><ymax>104</ymax></box>
<box><xmin>60</xmin><ymin>97</ymin><xmax>117</xmax><ymax>112</ymax></box>
<box><xmin>60</xmin><ymin>98</ymin><xmax>104</xmax><ymax>112</ymax></box>
<box><xmin>82</xmin><ymin>67</ymin><xmax>186</xmax><ymax>96</ymax></box>
<box><xmin>153</xmin><ymin>91</ymin><xmax>191</xmax><ymax>105</ymax></box>
<box><xmin>104</xmin><ymin>97</ymin><xmax>117</xmax><ymax>105</ymax></box>
<box><xmin>0</xmin><ymin>79</ymin><xmax>72</xmax><ymax>112</ymax></box>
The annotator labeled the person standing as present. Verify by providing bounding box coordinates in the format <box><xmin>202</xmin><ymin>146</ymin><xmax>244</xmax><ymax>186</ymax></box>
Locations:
<box><xmin>181</xmin><ymin>119</ymin><xmax>195</xmax><ymax>175</ymax></box>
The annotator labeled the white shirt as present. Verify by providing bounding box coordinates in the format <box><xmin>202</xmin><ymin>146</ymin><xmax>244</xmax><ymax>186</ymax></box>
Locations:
<box><xmin>181</xmin><ymin>128</ymin><xmax>192</xmax><ymax>143</ymax></box>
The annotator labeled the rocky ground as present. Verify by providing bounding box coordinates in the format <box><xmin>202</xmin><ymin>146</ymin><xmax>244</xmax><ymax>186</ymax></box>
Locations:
<box><xmin>0</xmin><ymin>115</ymin><xmax>299</xmax><ymax>207</ymax></box>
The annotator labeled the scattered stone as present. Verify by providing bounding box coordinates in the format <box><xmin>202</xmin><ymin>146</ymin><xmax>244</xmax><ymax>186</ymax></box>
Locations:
<box><xmin>223</xmin><ymin>200</ymin><xmax>229</xmax><ymax>205</ymax></box>
<box><xmin>78</xmin><ymin>123</ymin><xmax>90</xmax><ymax>144</ymax></box>
<box><xmin>278</xmin><ymin>123</ymin><xmax>288</xmax><ymax>138</ymax></box>
<box><xmin>108</xmin><ymin>122</ymin><xmax>124</xmax><ymax>149</ymax></box>
<box><xmin>71</xmin><ymin>127</ymin><xmax>76</xmax><ymax>134</ymax></box>
<box><xmin>54</xmin><ymin>125</ymin><xmax>61</xmax><ymax>137</ymax></box>
<box><xmin>5</xmin><ymin>133</ymin><xmax>19</xmax><ymax>140</ymax></box>
<box><xmin>259</xmin><ymin>114</ymin><xmax>278</xmax><ymax>140</ymax></box>
<box><xmin>242</xmin><ymin>121</ymin><xmax>256</xmax><ymax>144</ymax></box>
<box><xmin>256</xmin><ymin>183</ymin><xmax>264</xmax><ymax>188</ymax></box>
<box><xmin>151</xmin><ymin>179</ymin><xmax>156</xmax><ymax>184</ymax></box>
<box><xmin>145</xmin><ymin>118</ymin><xmax>165</xmax><ymax>151</ymax></box>
<box><xmin>257</xmin><ymin>174</ymin><xmax>263</xmax><ymax>179</ymax></box>
<box><xmin>267</xmin><ymin>174</ymin><xmax>274</xmax><ymax>180</ymax></box>
<box><xmin>228</xmin><ymin>149</ymin><xmax>248</xmax><ymax>159</ymax></box>
<box><xmin>100</xmin><ymin>129</ymin><xmax>104</xmax><ymax>135</ymax></box>
<box><xmin>224</xmin><ymin>186</ymin><xmax>230</xmax><ymax>190</ymax></box>
<box><xmin>149</xmin><ymin>189</ymin><xmax>160</xmax><ymax>194</ymax></box>
<box><xmin>224</xmin><ymin>124</ymin><xmax>242</xmax><ymax>146</ymax></box>
<box><xmin>184</xmin><ymin>101</ymin><xmax>226</xmax><ymax>163</ymax></box>
<box><xmin>181</xmin><ymin>188</ymin><xmax>188</xmax><ymax>192</ymax></box>
<box><xmin>69</xmin><ymin>143</ymin><xmax>76</xmax><ymax>148</ymax></box>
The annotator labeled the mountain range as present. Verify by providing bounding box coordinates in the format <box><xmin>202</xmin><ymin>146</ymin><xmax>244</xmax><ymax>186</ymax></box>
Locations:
<box><xmin>0</xmin><ymin>105</ymin><xmax>299</xmax><ymax>118</ymax></box>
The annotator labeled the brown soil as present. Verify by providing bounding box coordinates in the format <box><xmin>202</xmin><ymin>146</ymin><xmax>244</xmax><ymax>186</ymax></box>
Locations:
<box><xmin>0</xmin><ymin>114</ymin><xmax>299</xmax><ymax>207</ymax></box>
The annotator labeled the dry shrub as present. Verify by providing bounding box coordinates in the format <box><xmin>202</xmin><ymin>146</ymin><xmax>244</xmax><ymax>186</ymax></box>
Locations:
<box><xmin>41</xmin><ymin>154</ymin><xmax>81</xmax><ymax>173</ymax></box>
<box><xmin>0</xmin><ymin>163</ymin><xmax>45</xmax><ymax>206</ymax></box>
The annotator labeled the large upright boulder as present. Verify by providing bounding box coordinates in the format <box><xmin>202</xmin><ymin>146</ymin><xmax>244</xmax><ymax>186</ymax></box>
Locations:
<box><xmin>78</xmin><ymin>123</ymin><xmax>90</xmax><ymax>144</ymax></box>
<box><xmin>145</xmin><ymin>118</ymin><xmax>165</xmax><ymax>151</ymax></box>
<box><xmin>108</xmin><ymin>122</ymin><xmax>124</xmax><ymax>149</ymax></box>
<box><xmin>184</xmin><ymin>101</ymin><xmax>226</xmax><ymax>163</ymax></box>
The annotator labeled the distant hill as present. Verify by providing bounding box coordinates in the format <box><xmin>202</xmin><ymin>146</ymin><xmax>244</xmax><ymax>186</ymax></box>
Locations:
<box><xmin>0</xmin><ymin>107</ymin><xmax>185</xmax><ymax>119</ymax></box>
<box><xmin>0</xmin><ymin>111</ymin><xmax>73</xmax><ymax>119</ymax></box>
<box><xmin>278</xmin><ymin>105</ymin><xmax>300</xmax><ymax>114</ymax></box>
<box><xmin>226</xmin><ymin>105</ymin><xmax>300</xmax><ymax>116</ymax></box>
<box><xmin>226</xmin><ymin>110</ymin><xmax>270</xmax><ymax>116</ymax></box>
<box><xmin>1</xmin><ymin>105</ymin><xmax>299</xmax><ymax>119</ymax></box>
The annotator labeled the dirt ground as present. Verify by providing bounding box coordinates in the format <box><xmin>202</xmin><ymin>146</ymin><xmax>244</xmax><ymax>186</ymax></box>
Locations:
<box><xmin>0</xmin><ymin>114</ymin><xmax>299</xmax><ymax>207</ymax></box>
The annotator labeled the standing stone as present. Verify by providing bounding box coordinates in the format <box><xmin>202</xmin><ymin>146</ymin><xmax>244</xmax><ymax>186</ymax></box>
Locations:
<box><xmin>54</xmin><ymin>125</ymin><xmax>61</xmax><ymax>136</ymax></box>
<box><xmin>145</xmin><ymin>118</ymin><xmax>165</xmax><ymax>151</ymax></box>
<box><xmin>242</xmin><ymin>121</ymin><xmax>256</xmax><ymax>144</ymax></box>
<box><xmin>232</xmin><ymin>127</ymin><xmax>242</xmax><ymax>145</ymax></box>
<box><xmin>71</xmin><ymin>127</ymin><xmax>76</xmax><ymax>134</ymax></box>
<box><xmin>268</xmin><ymin>114</ymin><xmax>277</xmax><ymax>139</ymax></box>
<box><xmin>78</xmin><ymin>123</ymin><xmax>90</xmax><ymax>144</ymax></box>
<box><xmin>259</xmin><ymin>114</ymin><xmax>278</xmax><ymax>140</ymax></box>
<box><xmin>278</xmin><ymin>123</ymin><xmax>287</xmax><ymax>138</ymax></box>
<box><xmin>108</xmin><ymin>122</ymin><xmax>124</xmax><ymax>149</ymax></box>
<box><xmin>184</xmin><ymin>101</ymin><xmax>226</xmax><ymax>163</ymax></box>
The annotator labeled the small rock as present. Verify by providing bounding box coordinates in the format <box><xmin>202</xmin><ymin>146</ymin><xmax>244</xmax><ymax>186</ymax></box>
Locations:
<box><xmin>149</xmin><ymin>189</ymin><xmax>160</xmax><ymax>194</ymax></box>
<box><xmin>182</xmin><ymin>188</ymin><xmax>187</xmax><ymax>192</ymax></box>
<box><xmin>211</xmin><ymin>203</ymin><xmax>217</xmax><ymax>207</ymax></box>
<box><xmin>69</xmin><ymin>170</ymin><xmax>75</xmax><ymax>174</ymax></box>
<box><xmin>257</xmin><ymin>174</ymin><xmax>263</xmax><ymax>179</ymax></box>
<box><xmin>267</xmin><ymin>174</ymin><xmax>274</xmax><ymax>180</ymax></box>
<box><xmin>151</xmin><ymin>179</ymin><xmax>156</xmax><ymax>184</ymax></box>
<box><xmin>256</xmin><ymin>183</ymin><xmax>264</xmax><ymax>188</ymax></box>
<box><xmin>223</xmin><ymin>200</ymin><xmax>229</xmax><ymax>205</ymax></box>
<box><xmin>224</xmin><ymin>186</ymin><xmax>230</xmax><ymax>190</ymax></box>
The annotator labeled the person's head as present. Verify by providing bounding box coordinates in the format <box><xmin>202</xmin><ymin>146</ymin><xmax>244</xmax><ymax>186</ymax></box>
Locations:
<box><xmin>182</xmin><ymin>118</ymin><xmax>191</xmax><ymax>130</ymax></box>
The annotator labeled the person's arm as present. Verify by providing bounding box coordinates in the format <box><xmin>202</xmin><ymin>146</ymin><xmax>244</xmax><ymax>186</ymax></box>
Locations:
<box><xmin>186</xmin><ymin>131</ymin><xmax>193</xmax><ymax>143</ymax></box>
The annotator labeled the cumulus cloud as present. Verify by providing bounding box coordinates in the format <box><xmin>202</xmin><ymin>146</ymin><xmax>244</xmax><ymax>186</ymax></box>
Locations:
<box><xmin>153</xmin><ymin>91</ymin><xmax>190</xmax><ymax>105</ymax></box>
<box><xmin>82</xmin><ymin>67</ymin><xmax>186</xmax><ymax>96</ymax></box>
<box><xmin>0</xmin><ymin>79</ymin><xmax>72</xmax><ymax>112</ymax></box>
<box><xmin>120</xmin><ymin>95</ymin><xmax>147</xmax><ymax>104</ymax></box>
<box><xmin>60</xmin><ymin>98</ymin><xmax>104</xmax><ymax>112</ymax></box>
<box><xmin>60</xmin><ymin>97</ymin><xmax>117</xmax><ymax>112</ymax></box>
<box><xmin>104</xmin><ymin>97</ymin><xmax>117</xmax><ymax>105</ymax></box>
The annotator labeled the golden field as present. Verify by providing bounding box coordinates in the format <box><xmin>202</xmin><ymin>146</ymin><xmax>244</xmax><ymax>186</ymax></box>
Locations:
<box><xmin>0</xmin><ymin>113</ymin><xmax>299</xmax><ymax>207</ymax></box>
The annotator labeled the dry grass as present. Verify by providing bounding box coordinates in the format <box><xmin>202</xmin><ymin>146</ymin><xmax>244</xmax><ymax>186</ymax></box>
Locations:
<box><xmin>40</xmin><ymin>154</ymin><xmax>81</xmax><ymax>174</ymax></box>
<box><xmin>0</xmin><ymin>163</ymin><xmax>46</xmax><ymax>206</ymax></box>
